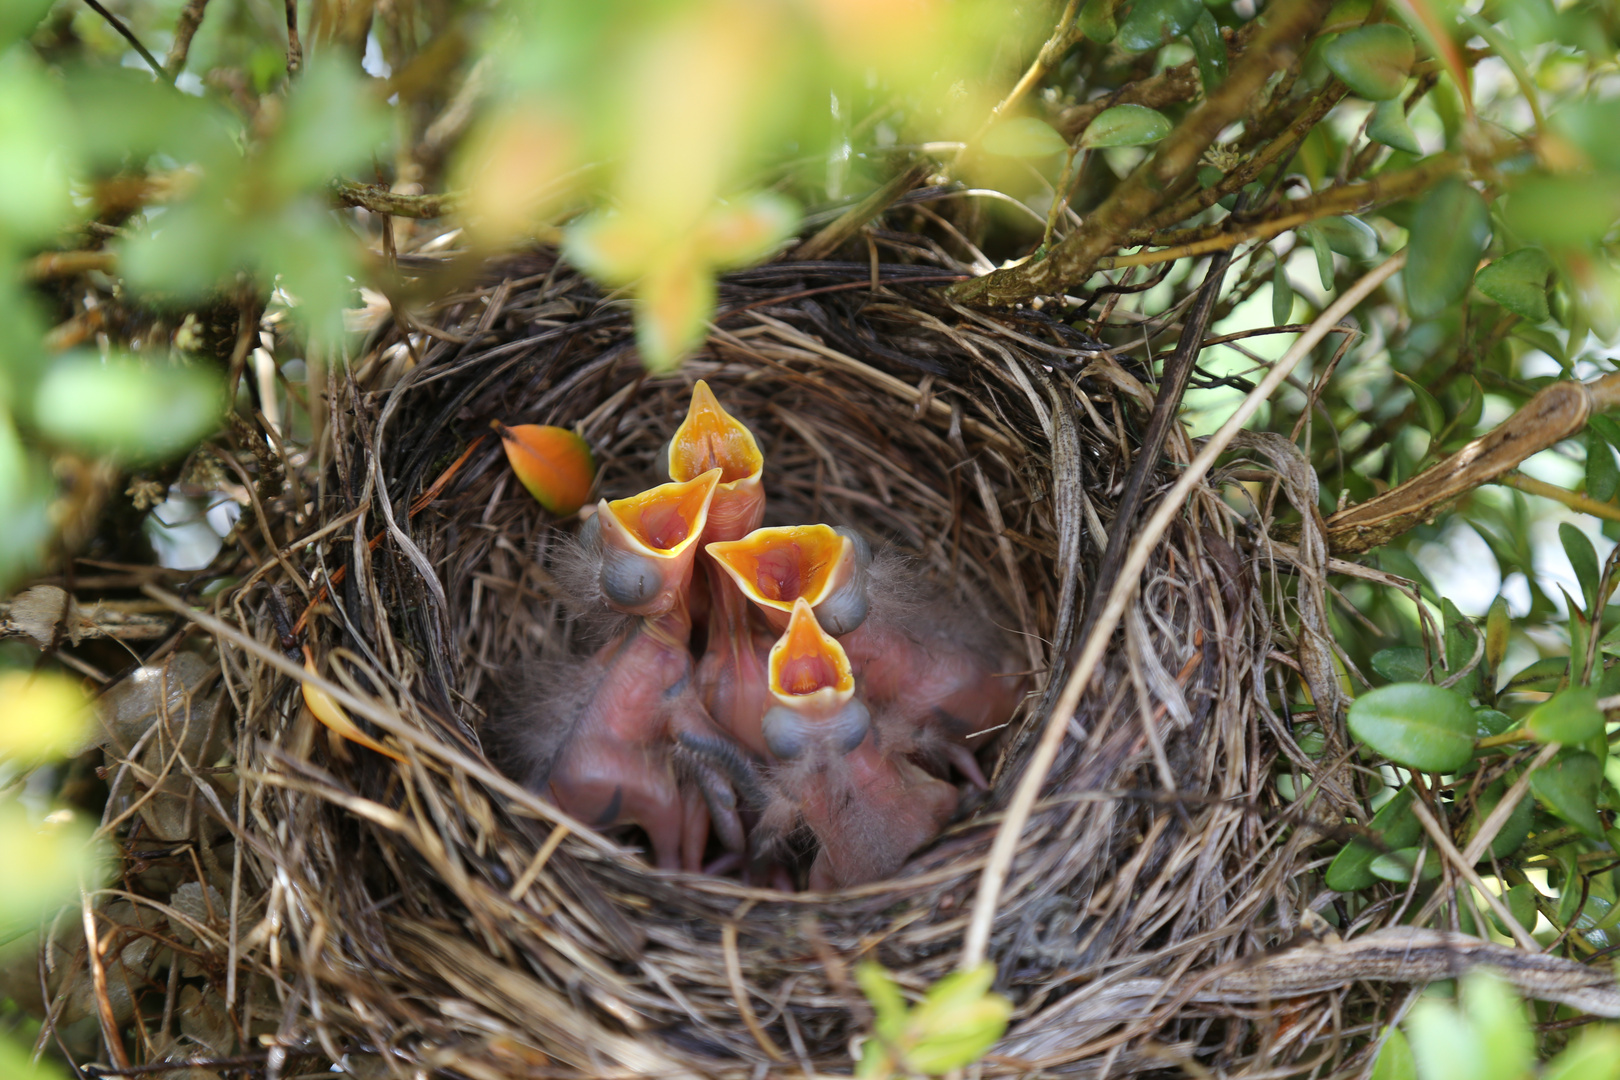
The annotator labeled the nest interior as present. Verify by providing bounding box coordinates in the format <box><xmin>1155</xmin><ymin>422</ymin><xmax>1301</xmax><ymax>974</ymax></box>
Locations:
<box><xmin>65</xmin><ymin>253</ymin><xmax>1370</xmax><ymax>1078</ymax></box>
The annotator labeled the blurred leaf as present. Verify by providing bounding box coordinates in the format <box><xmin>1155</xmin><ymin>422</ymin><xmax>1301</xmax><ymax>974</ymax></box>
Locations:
<box><xmin>635</xmin><ymin>251</ymin><xmax>716</xmax><ymax>372</ymax></box>
<box><xmin>1396</xmin><ymin>373</ymin><xmax>1445</xmax><ymax>445</ymax></box>
<box><xmin>1272</xmin><ymin>260</ymin><xmax>1294</xmax><ymax>325</ymax></box>
<box><xmin>698</xmin><ymin>192</ymin><xmax>800</xmax><ymax>268</ymax></box>
<box><xmin>34</xmin><ymin>355</ymin><xmax>224</xmax><ymax>463</ymax></box>
<box><xmin>493</xmin><ymin>421</ymin><xmax>596</xmax><ymax>516</ymax></box>
<box><xmin>1077</xmin><ymin>0</ymin><xmax>1120</xmax><ymax>43</ymax></box>
<box><xmin>1368</xmin><ymin>98</ymin><xmax>1422</xmax><ymax>154</ymax></box>
<box><xmin>1502</xmin><ymin>176</ymin><xmax>1620</xmax><ymax>247</ymax></box>
<box><xmin>1188</xmin><ymin>10</ymin><xmax>1227</xmax><ymax>93</ymax></box>
<box><xmin>1316</xmin><ymin>215</ymin><xmax>1379</xmax><ymax>260</ymax></box>
<box><xmin>455</xmin><ymin>106</ymin><xmax>579</xmax><ymax>243</ymax></box>
<box><xmin>0</xmin><ymin>1036</ymin><xmax>68</xmax><ymax>1080</ymax></box>
<box><xmin>1307</xmin><ymin>223</ymin><xmax>1335</xmax><ymax>290</ymax></box>
<box><xmin>0</xmin><ymin>53</ymin><xmax>79</xmax><ymax>242</ymax></box>
<box><xmin>1505</xmin><ymin>655</ymin><xmax>1567</xmax><ymax>692</ymax></box>
<box><xmin>1549</xmin><ymin>97</ymin><xmax>1620</xmax><ymax>173</ymax></box>
<box><xmin>1370</xmin><ymin>1026</ymin><xmax>1415</xmax><ymax>1080</ymax></box>
<box><xmin>0</xmin><ymin>801</ymin><xmax>105</xmax><ymax>929</ymax></box>
<box><xmin>1559</xmin><ymin>521</ymin><xmax>1599</xmax><ymax>613</ymax></box>
<box><xmin>1588</xmin><ymin>425</ymin><xmax>1620</xmax><ymax>504</ymax></box>
<box><xmin>1405</xmin><ymin>178</ymin><xmax>1490</xmax><ymax>320</ymax></box>
<box><xmin>1326</xmin><ymin>783</ymin><xmax>1421</xmax><ymax>891</ymax></box>
<box><xmin>1529</xmin><ymin>751</ymin><xmax>1604</xmax><ymax>838</ymax></box>
<box><xmin>0</xmin><ymin>413</ymin><xmax>51</xmax><ymax>591</ymax></box>
<box><xmin>1407</xmin><ymin>995</ymin><xmax>1485</xmax><ymax>1080</ymax></box>
<box><xmin>1391</xmin><ymin>0</ymin><xmax>1472</xmax><ymax>116</ymax></box>
<box><xmin>564</xmin><ymin>212</ymin><xmax>648</xmax><ymax>284</ymax></box>
<box><xmin>1323</xmin><ymin>25</ymin><xmax>1416</xmax><ymax>101</ymax></box>
<box><xmin>1564</xmin><ymin>251</ymin><xmax>1620</xmax><ymax>344</ymax></box>
<box><xmin>1372</xmin><ymin>646</ymin><xmax>1430</xmax><ymax>684</ymax></box>
<box><xmin>1369</xmin><ymin>845</ymin><xmax>1439</xmax><ymax>882</ymax></box>
<box><xmin>856</xmin><ymin>962</ymin><xmax>907</xmax><ymax>1031</ymax></box>
<box><xmin>983</xmin><ymin>117</ymin><xmax>1068</xmax><ymax>157</ymax></box>
<box><xmin>1465</xmin><ymin>779</ymin><xmax>1532</xmax><ymax>859</ymax></box>
<box><xmin>1529</xmin><ymin>689</ymin><xmax>1607</xmax><ymax>748</ymax></box>
<box><xmin>1542</xmin><ymin>1028</ymin><xmax>1620</xmax><ymax>1080</ymax></box>
<box><xmin>905</xmin><ymin>962</ymin><xmax>1011</xmax><ymax>1074</ymax></box>
<box><xmin>1473</xmin><ymin>249</ymin><xmax>1551</xmax><ymax>323</ymax></box>
<box><xmin>1489</xmin><ymin>882</ymin><xmax>1539</xmax><ymax>937</ymax></box>
<box><xmin>256</xmin><ymin>202</ymin><xmax>361</xmax><ymax>343</ymax></box>
<box><xmin>0</xmin><ymin>671</ymin><xmax>89</xmax><ymax>762</ymax></box>
<box><xmin>1459</xmin><ymin>973</ymin><xmax>1532</xmax><ymax>1080</ymax></box>
<box><xmin>119</xmin><ymin>200</ymin><xmax>244</xmax><ymax>297</ymax></box>
<box><xmin>1348</xmin><ymin>682</ymin><xmax>1476</xmax><ymax>772</ymax></box>
<box><xmin>1115</xmin><ymin>0</ymin><xmax>1203</xmax><ymax>53</ymax></box>
<box><xmin>267</xmin><ymin>60</ymin><xmax>392</xmax><ymax>195</ymax></box>
<box><xmin>1078</xmin><ymin>104</ymin><xmax>1171</xmax><ymax>149</ymax></box>
<box><xmin>61</xmin><ymin>67</ymin><xmax>234</xmax><ymax>168</ymax></box>
<box><xmin>0</xmin><ymin>0</ymin><xmax>54</xmax><ymax>47</ymax></box>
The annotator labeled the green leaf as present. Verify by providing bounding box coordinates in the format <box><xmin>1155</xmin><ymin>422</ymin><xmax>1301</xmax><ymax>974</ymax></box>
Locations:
<box><xmin>1272</xmin><ymin>261</ymin><xmax>1294</xmax><ymax>325</ymax></box>
<box><xmin>1441</xmin><ymin>598</ymin><xmax>1480</xmax><ymax>701</ymax></box>
<box><xmin>1460</xmin><ymin>973</ymin><xmax>1532</xmax><ymax>1080</ymax></box>
<box><xmin>1370</xmin><ymin>845</ymin><xmax>1439</xmax><ymax>883</ymax></box>
<box><xmin>1078</xmin><ymin>104</ymin><xmax>1172</xmax><ymax>149</ymax></box>
<box><xmin>0</xmin><ymin>801</ymin><xmax>107</xmax><ymax>929</ymax></box>
<box><xmin>268</xmin><ymin>59</ymin><xmax>392</xmax><ymax>194</ymax></box>
<box><xmin>855</xmin><ymin>962</ymin><xmax>908</xmax><ymax>1031</ymax></box>
<box><xmin>1559</xmin><ymin>522</ymin><xmax>1600</xmax><ymax>613</ymax></box>
<box><xmin>1472</xmin><ymin>709</ymin><xmax>1513</xmax><ymax>737</ymax></box>
<box><xmin>1114</xmin><ymin>0</ymin><xmax>1203</xmax><ymax>52</ymax></box>
<box><xmin>982</xmin><ymin>117</ymin><xmax>1069</xmax><ymax>158</ymax></box>
<box><xmin>1370</xmin><ymin>1026</ymin><xmax>1416</xmax><ymax>1080</ymax></box>
<box><xmin>1396</xmin><ymin>373</ymin><xmax>1446</xmax><ymax>446</ymax></box>
<box><xmin>1188</xmin><ymin>10</ymin><xmax>1227</xmax><ymax>93</ymax></box>
<box><xmin>1502</xmin><ymin>175</ymin><xmax>1620</xmax><ymax>247</ymax></box>
<box><xmin>1407</xmin><ymin>996</ymin><xmax>1486</xmax><ymax>1080</ymax></box>
<box><xmin>1323</xmin><ymin>25</ymin><xmax>1416</xmax><ymax>101</ymax></box>
<box><xmin>1371</xmin><ymin>646</ymin><xmax>1430</xmax><ymax>684</ymax></box>
<box><xmin>1542</xmin><ymin>1027</ymin><xmax>1620</xmax><ymax>1080</ymax></box>
<box><xmin>33</xmin><ymin>355</ymin><xmax>224</xmax><ymax>464</ymax></box>
<box><xmin>1326</xmin><ymin>784</ymin><xmax>1422</xmax><ymax>891</ymax></box>
<box><xmin>1077</xmin><ymin>0</ymin><xmax>1120</xmax><ymax>43</ymax></box>
<box><xmin>1368</xmin><ymin>98</ymin><xmax>1422</xmax><ymax>154</ymax></box>
<box><xmin>0</xmin><ymin>54</ymin><xmax>79</xmax><ymax>243</ymax></box>
<box><xmin>1489</xmin><ymin>883</ymin><xmax>1539</xmax><ymax>937</ymax></box>
<box><xmin>1307</xmin><ymin>223</ymin><xmax>1335</xmax><ymax>290</ymax></box>
<box><xmin>1588</xmin><ymin>427</ymin><xmax>1620</xmax><ymax>504</ymax></box>
<box><xmin>1524</xmin><ymin>686</ymin><xmax>1603</xmax><ymax>744</ymax></box>
<box><xmin>905</xmin><ymin>963</ymin><xmax>1012</xmax><ymax>1074</ymax></box>
<box><xmin>1504</xmin><ymin>655</ymin><xmax>1567</xmax><ymax>692</ymax></box>
<box><xmin>1465</xmin><ymin>780</ymin><xmax>1532</xmax><ymax>859</ymax></box>
<box><xmin>1550</xmin><ymin>98</ymin><xmax>1620</xmax><ymax>173</ymax></box>
<box><xmin>1474</xmin><ymin>249</ymin><xmax>1552</xmax><ymax>323</ymax></box>
<box><xmin>1348</xmin><ymin>683</ymin><xmax>1476</xmax><ymax>772</ymax></box>
<box><xmin>0</xmin><ymin>413</ymin><xmax>52</xmax><ymax>592</ymax></box>
<box><xmin>1405</xmin><ymin>179</ymin><xmax>1491</xmax><ymax>320</ymax></box>
<box><xmin>1315</xmin><ymin>215</ymin><xmax>1379</xmax><ymax>260</ymax></box>
<box><xmin>1529</xmin><ymin>751</ymin><xmax>1605</xmax><ymax>839</ymax></box>
<box><xmin>0</xmin><ymin>0</ymin><xmax>53</xmax><ymax>47</ymax></box>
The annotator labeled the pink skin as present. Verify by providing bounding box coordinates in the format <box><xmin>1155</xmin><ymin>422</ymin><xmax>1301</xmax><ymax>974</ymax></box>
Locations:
<box><xmin>796</xmin><ymin>731</ymin><xmax>958</xmax><ymax>891</ymax></box>
<box><xmin>840</xmin><ymin>623</ymin><xmax>1023</xmax><ymax>790</ymax></box>
<box><xmin>545</xmin><ymin>604</ymin><xmax>744</xmax><ymax>872</ymax></box>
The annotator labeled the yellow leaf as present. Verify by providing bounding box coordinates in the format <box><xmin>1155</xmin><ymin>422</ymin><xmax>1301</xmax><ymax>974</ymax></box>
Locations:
<box><xmin>634</xmin><ymin>250</ymin><xmax>716</xmax><ymax>372</ymax></box>
<box><xmin>301</xmin><ymin>650</ymin><xmax>405</xmax><ymax>762</ymax></box>
<box><xmin>456</xmin><ymin>107</ymin><xmax>578</xmax><ymax>245</ymax></box>
<box><xmin>563</xmin><ymin>212</ymin><xmax>652</xmax><ymax>284</ymax></box>
<box><xmin>697</xmin><ymin>192</ymin><xmax>800</xmax><ymax>269</ymax></box>
<box><xmin>0</xmin><ymin>670</ymin><xmax>89</xmax><ymax>762</ymax></box>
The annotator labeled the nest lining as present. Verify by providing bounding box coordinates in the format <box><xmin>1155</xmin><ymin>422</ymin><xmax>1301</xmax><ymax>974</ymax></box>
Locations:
<box><xmin>60</xmin><ymin>252</ymin><xmax>1380</xmax><ymax>1078</ymax></box>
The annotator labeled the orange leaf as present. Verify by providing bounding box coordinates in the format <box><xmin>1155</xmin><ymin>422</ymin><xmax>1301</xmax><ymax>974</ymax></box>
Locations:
<box><xmin>492</xmin><ymin>421</ymin><xmax>596</xmax><ymax>515</ymax></box>
<box><xmin>301</xmin><ymin>649</ymin><xmax>405</xmax><ymax>762</ymax></box>
<box><xmin>1391</xmin><ymin>0</ymin><xmax>1474</xmax><ymax>118</ymax></box>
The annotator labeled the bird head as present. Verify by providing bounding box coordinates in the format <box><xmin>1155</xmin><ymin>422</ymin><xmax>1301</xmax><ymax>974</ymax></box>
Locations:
<box><xmin>706</xmin><ymin>523</ymin><xmax>869</xmax><ymax>634</ymax></box>
<box><xmin>760</xmin><ymin>597</ymin><xmax>870</xmax><ymax>761</ymax></box>
<box><xmin>588</xmin><ymin>468</ymin><xmax>721</xmax><ymax>616</ymax></box>
<box><xmin>666</xmin><ymin>379</ymin><xmax>764</xmax><ymax>541</ymax></box>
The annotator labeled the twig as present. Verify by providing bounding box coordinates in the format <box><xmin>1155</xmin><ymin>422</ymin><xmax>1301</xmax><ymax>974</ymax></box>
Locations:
<box><xmin>1323</xmin><ymin>372</ymin><xmax>1620</xmax><ymax>553</ymax></box>
<box><xmin>284</xmin><ymin>0</ymin><xmax>303</xmax><ymax>76</ymax></box>
<box><xmin>948</xmin><ymin>0</ymin><xmax>1332</xmax><ymax>306</ymax></box>
<box><xmin>959</xmin><ymin>252</ymin><xmax>1406</xmax><ymax>971</ymax></box>
<box><xmin>81</xmin><ymin>0</ymin><xmax>166</xmax><ymax>79</ymax></box>
<box><xmin>966</xmin><ymin>0</ymin><xmax>1082</xmax><ymax>150</ymax></box>
<box><xmin>330</xmin><ymin>179</ymin><xmax>459</xmax><ymax>219</ymax></box>
<box><xmin>164</xmin><ymin>0</ymin><xmax>210</xmax><ymax>79</ymax></box>
<box><xmin>1409</xmin><ymin>799</ymin><xmax>1540</xmax><ymax>952</ymax></box>
<box><xmin>794</xmin><ymin>162</ymin><xmax>930</xmax><ymax>261</ymax></box>
<box><xmin>1498</xmin><ymin>472</ymin><xmax>1620</xmax><ymax>525</ymax></box>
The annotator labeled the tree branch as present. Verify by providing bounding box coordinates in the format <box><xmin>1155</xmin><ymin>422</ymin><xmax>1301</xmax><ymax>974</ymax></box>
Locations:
<box><xmin>947</xmin><ymin>0</ymin><xmax>1333</xmax><ymax>307</ymax></box>
<box><xmin>164</xmin><ymin>0</ymin><xmax>210</xmax><ymax>78</ymax></box>
<box><xmin>81</xmin><ymin>0</ymin><xmax>166</xmax><ymax>79</ymax></box>
<box><xmin>330</xmin><ymin>179</ymin><xmax>458</xmax><ymax>218</ymax></box>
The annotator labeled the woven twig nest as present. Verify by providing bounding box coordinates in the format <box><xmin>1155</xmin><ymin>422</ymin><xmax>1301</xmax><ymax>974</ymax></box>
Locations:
<box><xmin>52</xmin><ymin>251</ymin><xmax>1418</xmax><ymax>1078</ymax></box>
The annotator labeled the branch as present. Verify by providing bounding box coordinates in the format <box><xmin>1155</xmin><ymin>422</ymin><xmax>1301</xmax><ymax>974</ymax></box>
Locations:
<box><xmin>164</xmin><ymin>0</ymin><xmax>210</xmax><ymax>78</ymax></box>
<box><xmin>1499</xmin><ymin>472</ymin><xmax>1620</xmax><ymax>524</ymax></box>
<box><xmin>1323</xmin><ymin>371</ymin><xmax>1620</xmax><ymax>554</ymax></box>
<box><xmin>947</xmin><ymin>0</ymin><xmax>1333</xmax><ymax>307</ymax></box>
<box><xmin>81</xmin><ymin>0</ymin><xmax>166</xmax><ymax>79</ymax></box>
<box><xmin>330</xmin><ymin>179</ymin><xmax>459</xmax><ymax>218</ymax></box>
<box><xmin>793</xmin><ymin>162</ymin><xmax>930</xmax><ymax>261</ymax></box>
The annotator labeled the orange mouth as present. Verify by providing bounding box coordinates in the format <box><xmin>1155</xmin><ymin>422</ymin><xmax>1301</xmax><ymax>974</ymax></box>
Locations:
<box><xmin>602</xmin><ymin>469</ymin><xmax>721</xmax><ymax>556</ymax></box>
<box><xmin>769</xmin><ymin>597</ymin><xmax>853</xmax><ymax>700</ymax></box>
<box><xmin>706</xmin><ymin>524</ymin><xmax>848</xmax><ymax>611</ymax></box>
<box><xmin>668</xmin><ymin>380</ymin><xmax>763</xmax><ymax>487</ymax></box>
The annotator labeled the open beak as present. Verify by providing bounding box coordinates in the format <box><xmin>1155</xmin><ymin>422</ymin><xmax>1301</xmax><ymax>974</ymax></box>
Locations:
<box><xmin>761</xmin><ymin>597</ymin><xmax>869</xmax><ymax>759</ymax></box>
<box><xmin>706</xmin><ymin>524</ymin><xmax>867</xmax><ymax>633</ymax></box>
<box><xmin>667</xmin><ymin>380</ymin><xmax>764</xmax><ymax>541</ymax></box>
<box><xmin>594</xmin><ymin>468</ymin><xmax>721</xmax><ymax>616</ymax></box>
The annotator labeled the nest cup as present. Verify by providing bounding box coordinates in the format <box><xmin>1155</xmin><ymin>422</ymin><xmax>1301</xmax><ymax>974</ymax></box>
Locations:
<box><xmin>112</xmin><ymin>254</ymin><xmax>1347</xmax><ymax>1077</ymax></box>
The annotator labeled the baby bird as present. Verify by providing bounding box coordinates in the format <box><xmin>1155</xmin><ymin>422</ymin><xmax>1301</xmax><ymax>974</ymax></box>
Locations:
<box><xmin>667</xmin><ymin>380</ymin><xmax>775</xmax><ymax>759</ymax></box>
<box><xmin>757</xmin><ymin>598</ymin><xmax>957</xmax><ymax>890</ymax></box>
<box><xmin>707</xmin><ymin>524</ymin><xmax>1025</xmax><ymax>789</ymax></box>
<box><xmin>491</xmin><ymin>469</ymin><xmax>752</xmax><ymax>872</ymax></box>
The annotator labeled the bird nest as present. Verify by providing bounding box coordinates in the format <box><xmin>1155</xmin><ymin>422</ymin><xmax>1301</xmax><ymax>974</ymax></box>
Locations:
<box><xmin>48</xmin><ymin>250</ymin><xmax>1432</xmax><ymax>1079</ymax></box>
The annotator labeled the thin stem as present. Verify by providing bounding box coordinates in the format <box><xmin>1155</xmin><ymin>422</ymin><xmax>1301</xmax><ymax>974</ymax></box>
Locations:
<box><xmin>1499</xmin><ymin>471</ymin><xmax>1620</xmax><ymax>525</ymax></box>
<box><xmin>164</xmin><ymin>0</ymin><xmax>210</xmax><ymax>79</ymax></box>
<box><xmin>81</xmin><ymin>0</ymin><xmax>165</xmax><ymax>78</ymax></box>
